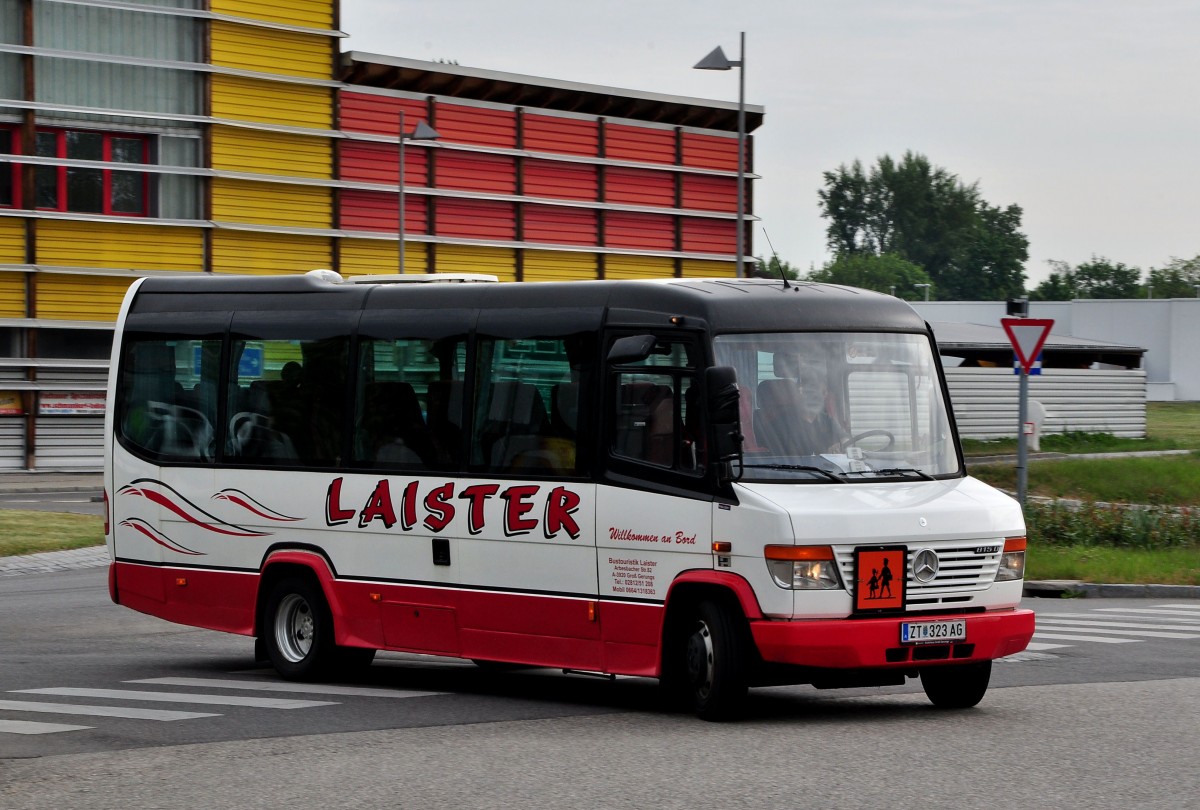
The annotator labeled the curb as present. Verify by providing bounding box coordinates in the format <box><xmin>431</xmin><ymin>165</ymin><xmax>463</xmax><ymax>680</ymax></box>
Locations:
<box><xmin>1024</xmin><ymin>580</ymin><xmax>1200</xmax><ymax>599</ymax></box>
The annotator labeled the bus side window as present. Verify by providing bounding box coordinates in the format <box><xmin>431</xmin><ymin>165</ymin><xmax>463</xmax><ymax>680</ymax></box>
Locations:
<box><xmin>118</xmin><ymin>338</ymin><xmax>219</xmax><ymax>462</ymax></box>
<box><xmin>608</xmin><ymin>336</ymin><xmax>703</xmax><ymax>474</ymax></box>
<box><xmin>470</xmin><ymin>335</ymin><xmax>587</xmax><ymax>477</ymax></box>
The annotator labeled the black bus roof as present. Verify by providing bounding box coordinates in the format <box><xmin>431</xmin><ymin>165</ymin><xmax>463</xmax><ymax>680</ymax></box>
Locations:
<box><xmin>128</xmin><ymin>275</ymin><xmax>928</xmax><ymax>334</ymax></box>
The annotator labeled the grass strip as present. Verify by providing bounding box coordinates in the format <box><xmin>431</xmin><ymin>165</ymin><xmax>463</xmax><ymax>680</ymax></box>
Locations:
<box><xmin>1027</xmin><ymin>545</ymin><xmax>1200</xmax><ymax>586</ymax></box>
<box><xmin>0</xmin><ymin>510</ymin><xmax>103</xmax><ymax>558</ymax></box>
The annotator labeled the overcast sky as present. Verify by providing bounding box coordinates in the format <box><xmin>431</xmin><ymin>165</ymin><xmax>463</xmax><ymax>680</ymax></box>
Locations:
<box><xmin>341</xmin><ymin>0</ymin><xmax>1199</xmax><ymax>286</ymax></box>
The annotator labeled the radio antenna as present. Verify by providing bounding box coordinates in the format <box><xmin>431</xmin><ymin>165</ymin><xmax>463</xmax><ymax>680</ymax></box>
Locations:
<box><xmin>762</xmin><ymin>228</ymin><xmax>790</xmax><ymax>288</ymax></box>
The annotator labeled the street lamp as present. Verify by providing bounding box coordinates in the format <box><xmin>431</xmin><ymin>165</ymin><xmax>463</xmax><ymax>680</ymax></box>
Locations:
<box><xmin>914</xmin><ymin>283</ymin><xmax>931</xmax><ymax>301</ymax></box>
<box><xmin>398</xmin><ymin>110</ymin><xmax>439</xmax><ymax>274</ymax></box>
<box><xmin>695</xmin><ymin>33</ymin><xmax>746</xmax><ymax>278</ymax></box>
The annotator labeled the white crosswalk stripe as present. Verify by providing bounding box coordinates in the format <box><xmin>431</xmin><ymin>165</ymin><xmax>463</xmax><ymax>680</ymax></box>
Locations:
<box><xmin>1</xmin><ymin>673</ymin><xmax>441</xmax><ymax>737</ymax></box>
<box><xmin>1031</xmin><ymin>602</ymin><xmax>1200</xmax><ymax>650</ymax></box>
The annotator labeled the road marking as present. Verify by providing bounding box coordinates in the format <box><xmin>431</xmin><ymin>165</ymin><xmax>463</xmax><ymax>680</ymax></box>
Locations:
<box><xmin>1041</xmin><ymin>611</ymin><xmax>1200</xmax><ymax>625</ymax></box>
<box><xmin>0</xmin><ymin>699</ymin><xmax>216</xmax><ymax>721</ymax></box>
<box><xmin>1158</xmin><ymin>604</ymin><xmax>1200</xmax><ymax>611</ymax></box>
<box><xmin>1024</xmin><ymin>641</ymin><xmax>1070</xmax><ymax>651</ymax></box>
<box><xmin>1034</xmin><ymin>622</ymin><xmax>1199</xmax><ymax>639</ymax></box>
<box><xmin>11</xmin><ymin>688</ymin><xmax>336</xmax><ymax>710</ymax></box>
<box><xmin>0</xmin><ymin>719</ymin><xmax>92</xmax><ymax>735</ymax></box>
<box><xmin>1036</xmin><ymin>618</ymin><xmax>1200</xmax><ymax>636</ymax></box>
<box><xmin>128</xmin><ymin>677</ymin><xmax>441</xmax><ymax>699</ymax></box>
<box><xmin>1094</xmin><ymin>608</ymin><xmax>1200</xmax><ymax>619</ymax></box>
<box><xmin>1031</xmin><ymin>632</ymin><xmax>1137</xmax><ymax>644</ymax></box>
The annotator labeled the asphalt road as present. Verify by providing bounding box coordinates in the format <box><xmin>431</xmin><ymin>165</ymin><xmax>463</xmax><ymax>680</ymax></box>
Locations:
<box><xmin>0</xmin><ymin>491</ymin><xmax>104</xmax><ymax>516</ymax></box>
<box><xmin>1</xmin><ymin>566</ymin><xmax>1198</xmax><ymax>809</ymax></box>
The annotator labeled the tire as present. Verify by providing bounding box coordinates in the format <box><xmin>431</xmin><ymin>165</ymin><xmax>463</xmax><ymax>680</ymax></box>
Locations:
<box><xmin>263</xmin><ymin>576</ymin><xmax>336</xmax><ymax>681</ymax></box>
<box><xmin>920</xmin><ymin>661</ymin><xmax>992</xmax><ymax>709</ymax></box>
<box><xmin>673</xmin><ymin>599</ymin><xmax>750</xmax><ymax>721</ymax></box>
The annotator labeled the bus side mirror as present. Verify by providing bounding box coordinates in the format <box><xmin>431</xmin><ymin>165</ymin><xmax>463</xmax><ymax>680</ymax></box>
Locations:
<box><xmin>705</xmin><ymin>366</ymin><xmax>743</xmax><ymax>463</ymax></box>
<box><xmin>607</xmin><ymin>334</ymin><xmax>656</xmax><ymax>364</ymax></box>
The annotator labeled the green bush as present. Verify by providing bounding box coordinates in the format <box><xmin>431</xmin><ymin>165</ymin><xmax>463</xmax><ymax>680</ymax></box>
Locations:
<box><xmin>1027</xmin><ymin>501</ymin><xmax>1200</xmax><ymax>550</ymax></box>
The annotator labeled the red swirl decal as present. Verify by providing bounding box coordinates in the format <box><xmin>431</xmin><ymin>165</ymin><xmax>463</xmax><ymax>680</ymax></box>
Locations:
<box><xmin>120</xmin><ymin>518</ymin><xmax>204</xmax><ymax>556</ymax></box>
<box><xmin>211</xmin><ymin>489</ymin><xmax>302</xmax><ymax>522</ymax></box>
<box><xmin>118</xmin><ymin>479</ymin><xmax>267</xmax><ymax>537</ymax></box>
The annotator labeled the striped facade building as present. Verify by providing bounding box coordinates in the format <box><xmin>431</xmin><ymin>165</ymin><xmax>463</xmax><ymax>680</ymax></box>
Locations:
<box><xmin>0</xmin><ymin>0</ymin><xmax>762</xmax><ymax>469</ymax></box>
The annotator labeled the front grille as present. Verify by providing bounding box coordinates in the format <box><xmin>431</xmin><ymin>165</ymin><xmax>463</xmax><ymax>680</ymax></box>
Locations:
<box><xmin>835</xmin><ymin>540</ymin><xmax>1002</xmax><ymax>607</ymax></box>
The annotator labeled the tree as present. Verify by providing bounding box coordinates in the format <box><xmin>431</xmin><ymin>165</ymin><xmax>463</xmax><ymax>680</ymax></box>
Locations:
<box><xmin>752</xmin><ymin>255</ymin><xmax>800</xmax><ymax>281</ymax></box>
<box><xmin>817</xmin><ymin>152</ymin><xmax>1028</xmax><ymax>300</ymax></box>
<box><xmin>806</xmin><ymin>253</ymin><xmax>932</xmax><ymax>300</ymax></box>
<box><xmin>1145</xmin><ymin>255</ymin><xmax>1200</xmax><ymax>298</ymax></box>
<box><xmin>1029</xmin><ymin>256</ymin><xmax>1143</xmax><ymax>300</ymax></box>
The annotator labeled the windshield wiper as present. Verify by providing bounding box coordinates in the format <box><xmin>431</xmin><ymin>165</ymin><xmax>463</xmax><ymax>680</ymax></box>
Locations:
<box><xmin>742</xmin><ymin>464</ymin><xmax>845</xmax><ymax>482</ymax></box>
<box><xmin>845</xmin><ymin>467</ymin><xmax>936</xmax><ymax>481</ymax></box>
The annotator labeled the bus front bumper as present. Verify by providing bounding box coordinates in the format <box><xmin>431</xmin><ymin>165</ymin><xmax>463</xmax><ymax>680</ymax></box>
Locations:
<box><xmin>750</xmin><ymin>608</ymin><xmax>1035</xmax><ymax>668</ymax></box>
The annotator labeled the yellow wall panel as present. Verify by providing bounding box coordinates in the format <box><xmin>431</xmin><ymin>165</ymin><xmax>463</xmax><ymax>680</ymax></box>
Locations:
<box><xmin>0</xmin><ymin>272</ymin><xmax>26</xmax><ymax>317</ymax></box>
<box><xmin>212</xmin><ymin>125</ymin><xmax>333</xmax><ymax>178</ymax></box>
<box><xmin>522</xmin><ymin>250</ymin><xmax>597</xmax><ymax>282</ymax></box>
<box><xmin>211</xmin><ymin>21</ymin><xmax>334</xmax><ymax>80</ymax></box>
<box><xmin>212</xmin><ymin>179</ymin><xmax>332</xmax><ymax>228</ymax></box>
<box><xmin>0</xmin><ymin>218</ymin><xmax>25</xmax><ymax>264</ymax></box>
<box><xmin>212</xmin><ymin>231</ymin><xmax>332</xmax><ymax>276</ymax></box>
<box><xmin>211</xmin><ymin>74</ymin><xmax>333</xmax><ymax>130</ymax></box>
<box><xmin>435</xmin><ymin>245</ymin><xmax>516</xmax><ymax>281</ymax></box>
<box><xmin>37</xmin><ymin>221</ymin><xmax>203</xmax><ymax>272</ymax></box>
<box><xmin>339</xmin><ymin>238</ymin><xmax>424</xmax><ymax>276</ymax></box>
<box><xmin>211</xmin><ymin>0</ymin><xmax>335</xmax><ymax>30</ymax></box>
<box><xmin>35</xmin><ymin>274</ymin><xmax>134</xmax><ymax>322</ymax></box>
<box><xmin>681</xmin><ymin>259</ymin><xmax>736</xmax><ymax>279</ymax></box>
<box><xmin>605</xmin><ymin>255</ymin><xmax>675</xmax><ymax>280</ymax></box>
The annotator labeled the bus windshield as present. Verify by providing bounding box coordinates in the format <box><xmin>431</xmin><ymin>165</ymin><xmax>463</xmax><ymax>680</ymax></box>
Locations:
<box><xmin>713</xmin><ymin>331</ymin><xmax>960</xmax><ymax>481</ymax></box>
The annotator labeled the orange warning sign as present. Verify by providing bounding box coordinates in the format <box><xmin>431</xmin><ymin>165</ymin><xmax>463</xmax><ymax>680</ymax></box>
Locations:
<box><xmin>854</xmin><ymin>546</ymin><xmax>906</xmax><ymax>612</ymax></box>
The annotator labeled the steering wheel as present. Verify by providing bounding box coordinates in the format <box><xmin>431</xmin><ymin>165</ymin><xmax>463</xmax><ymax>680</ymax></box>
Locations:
<box><xmin>841</xmin><ymin>429</ymin><xmax>895</xmax><ymax>452</ymax></box>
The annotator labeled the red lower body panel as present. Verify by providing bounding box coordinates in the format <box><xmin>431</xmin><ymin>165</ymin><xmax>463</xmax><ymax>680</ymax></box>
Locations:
<box><xmin>751</xmin><ymin>609</ymin><xmax>1035</xmax><ymax>668</ymax></box>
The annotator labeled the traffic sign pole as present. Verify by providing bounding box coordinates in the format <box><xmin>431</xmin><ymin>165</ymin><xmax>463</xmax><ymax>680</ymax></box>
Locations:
<box><xmin>1000</xmin><ymin>317</ymin><xmax>1054</xmax><ymax>510</ymax></box>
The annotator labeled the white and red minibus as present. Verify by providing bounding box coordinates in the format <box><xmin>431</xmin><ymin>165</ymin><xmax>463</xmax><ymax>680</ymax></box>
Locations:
<box><xmin>104</xmin><ymin>272</ymin><xmax>1034</xmax><ymax>719</ymax></box>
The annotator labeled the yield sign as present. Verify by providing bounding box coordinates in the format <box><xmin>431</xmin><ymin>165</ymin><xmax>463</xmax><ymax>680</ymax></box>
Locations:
<box><xmin>1001</xmin><ymin>318</ymin><xmax>1054</xmax><ymax>373</ymax></box>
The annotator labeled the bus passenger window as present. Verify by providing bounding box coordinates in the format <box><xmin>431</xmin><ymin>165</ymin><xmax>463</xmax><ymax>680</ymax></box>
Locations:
<box><xmin>225</xmin><ymin>337</ymin><xmax>347</xmax><ymax>467</ymax></box>
<box><xmin>118</xmin><ymin>338</ymin><xmax>219</xmax><ymax>462</ymax></box>
<box><xmin>608</xmin><ymin>337</ymin><xmax>703</xmax><ymax>474</ymax></box>
<box><xmin>354</xmin><ymin>336</ymin><xmax>466</xmax><ymax>471</ymax></box>
<box><xmin>470</xmin><ymin>335</ymin><xmax>587</xmax><ymax>476</ymax></box>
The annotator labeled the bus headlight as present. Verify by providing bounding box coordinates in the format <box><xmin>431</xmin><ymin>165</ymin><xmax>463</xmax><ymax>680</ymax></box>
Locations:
<box><xmin>995</xmin><ymin>536</ymin><xmax>1027</xmax><ymax>581</ymax></box>
<box><xmin>765</xmin><ymin>545</ymin><xmax>842</xmax><ymax>590</ymax></box>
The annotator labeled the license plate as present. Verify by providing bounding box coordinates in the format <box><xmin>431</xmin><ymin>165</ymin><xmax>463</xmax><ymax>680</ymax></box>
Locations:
<box><xmin>901</xmin><ymin>620</ymin><xmax>966</xmax><ymax>645</ymax></box>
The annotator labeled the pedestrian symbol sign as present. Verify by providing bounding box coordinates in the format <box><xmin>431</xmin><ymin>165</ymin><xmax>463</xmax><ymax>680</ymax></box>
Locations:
<box><xmin>1001</xmin><ymin>318</ymin><xmax>1054</xmax><ymax>374</ymax></box>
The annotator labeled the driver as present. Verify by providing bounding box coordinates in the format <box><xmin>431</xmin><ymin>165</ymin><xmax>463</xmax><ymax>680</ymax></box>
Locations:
<box><xmin>796</xmin><ymin>368</ymin><xmax>842</xmax><ymax>454</ymax></box>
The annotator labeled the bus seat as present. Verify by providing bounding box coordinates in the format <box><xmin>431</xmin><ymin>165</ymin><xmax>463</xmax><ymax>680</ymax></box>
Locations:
<box><xmin>483</xmin><ymin>381</ymin><xmax>549</xmax><ymax>469</ymax></box>
<box><xmin>550</xmin><ymin>382</ymin><xmax>580</xmax><ymax>437</ymax></box>
<box><xmin>364</xmin><ymin>381</ymin><xmax>433</xmax><ymax>465</ymax></box>
<box><xmin>616</xmin><ymin>382</ymin><xmax>674</xmax><ymax>465</ymax></box>
<box><xmin>426</xmin><ymin>379</ymin><xmax>464</xmax><ymax>463</ymax></box>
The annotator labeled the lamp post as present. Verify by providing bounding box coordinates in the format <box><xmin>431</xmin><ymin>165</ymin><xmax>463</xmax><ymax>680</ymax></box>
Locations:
<box><xmin>914</xmin><ymin>283</ymin><xmax>931</xmax><ymax>301</ymax></box>
<box><xmin>398</xmin><ymin>110</ymin><xmax>439</xmax><ymax>274</ymax></box>
<box><xmin>695</xmin><ymin>33</ymin><xmax>746</xmax><ymax>278</ymax></box>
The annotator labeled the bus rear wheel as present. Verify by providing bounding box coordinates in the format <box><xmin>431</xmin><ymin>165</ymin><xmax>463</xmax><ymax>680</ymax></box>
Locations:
<box><xmin>264</xmin><ymin>576</ymin><xmax>335</xmax><ymax>681</ymax></box>
<box><xmin>674</xmin><ymin>599</ymin><xmax>749</xmax><ymax>721</ymax></box>
<box><xmin>920</xmin><ymin>661</ymin><xmax>992</xmax><ymax>709</ymax></box>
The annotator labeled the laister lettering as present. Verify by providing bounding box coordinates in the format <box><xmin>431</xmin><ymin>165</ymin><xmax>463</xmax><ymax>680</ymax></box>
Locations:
<box><xmin>423</xmin><ymin>482</ymin><xmax>456</xmax><ymax>532</ymax></box>
<box><xmin>544</xmin><ymin>486</ymin><xmax>581</xmax><ymax>539</ymax></box>
<box><xmin>501</xmin><ymin>484</ymin><xmax>540</xmax><ymax>536</ymax></box>
<box><xmin>325</xmin><ymin>477</ymin><xmax>356</xmax><ymax>526</ymax></box>
<box><xmin>359</xmin><ymin>479</ymin><xmax>397</xmax><ymax>529</ymax></box>
<box><xmin>459</xmin><ymin>483</ymin><xmax>500</xmax><ymax>535</ymax></box>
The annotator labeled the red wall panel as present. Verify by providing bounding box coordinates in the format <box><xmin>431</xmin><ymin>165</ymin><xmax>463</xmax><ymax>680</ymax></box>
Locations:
<box><xmin>340</xmin><ymin>93</ymin><xmax>430</xmax><ymax>137</ymax></box>
<box><xmin>605</xmin><ymin>123</ymin><xmax>676</xmax><ymax>164</ymax></box>
<box><xmin>341</xmin><ymin>189</ymin><xmax>427</xmax><ymax>234</ymax></box>
<box><xmin>524</xmin><ymin>114</ymin><xmax>599</xmax><ymax>156</ymax></box>
<box><xmin>435</xmin><ymin>198</ymin><xmax>516</xmax><ymax>240</ymax></box>
<box><xmin>680</xmin><ymin>174</ymin><xmax>736</xmax><ymax>213</ymax></box>
<box><xmin>680</xmin><ymin>217</ymin><xmax>735</xmax><ymax>254</ymax></box>
<box><xmin>680</xmin><ymin>132</ymin><xmax>739</xmax><ymax>171</ymax></box>
<box><xmin>524</xmin><ymin>160</ymin><xmax>598</xmax><ymax>201</ymax></box>
<box><xmin>523</xmin><ymin>205</ymin><xmax>597</xmax><ymax>246</ymax></box>
<box><xmin>433</xmin><ymin>103</ymin><xmax>517</xmax><ymax>148</ymax></box>
<box><xmin>340</xmin><ymin>140</ymin><xmax>429</xmax><ymax>186</ymax></box>
<box><xmin>435</xmin><ymin>151</ymin><xmax>517</xmax><ymax>194</ymax></box>
<box><xmin>605</xmin><ymin>211</ymin><xmax>675</xmax><ymax>250</ymax></box>
<box><xmin>605</xmin><ymin>166</ymin><xmax>675</xmax><ymax>208</ymax></box>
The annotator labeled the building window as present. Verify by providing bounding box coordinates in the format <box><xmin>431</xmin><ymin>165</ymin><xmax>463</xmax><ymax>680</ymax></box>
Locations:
<box><xmin>33</xmin><ymin>128</ymin><xmax>149</xmax><ymax>216</ymax></box>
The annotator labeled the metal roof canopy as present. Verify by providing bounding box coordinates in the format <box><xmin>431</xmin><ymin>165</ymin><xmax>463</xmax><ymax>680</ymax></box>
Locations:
<box><xmin>932</xmin><ymin>321</ymin><xmax>1144</xmax><ymax>369</ymax></box>
<box><xmin>340</xmin><ymin>52</ymin><xmax>765</xmax><ymax>133</ymax></box>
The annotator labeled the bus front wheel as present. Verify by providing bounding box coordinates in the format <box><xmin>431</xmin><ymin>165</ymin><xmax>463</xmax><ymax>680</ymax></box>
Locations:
<box><xmin>264</xmin><ymin>576</ymin><xmax>335</xmax><ymax>681</ymax></box>
<box><xmin>920</xmin><ymin>661</ymin><xmax>992</xmax><ymax>709</ymax></box>
<box><xmin>675</xmin><ymin>599</ymin><xmax>750</xmax><ymax>721</ymax></box>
